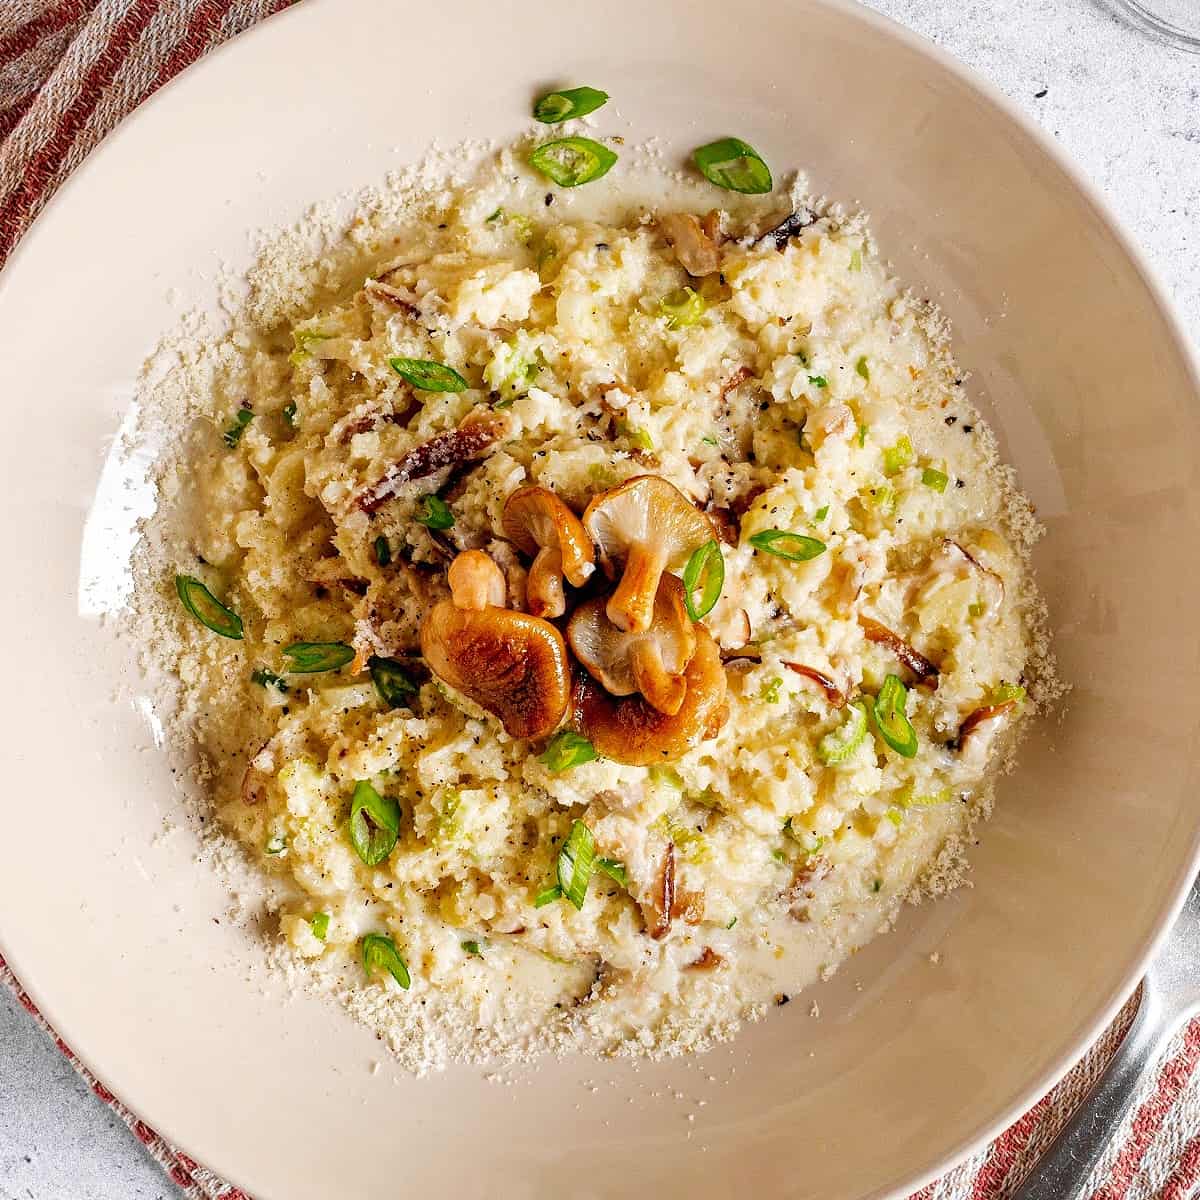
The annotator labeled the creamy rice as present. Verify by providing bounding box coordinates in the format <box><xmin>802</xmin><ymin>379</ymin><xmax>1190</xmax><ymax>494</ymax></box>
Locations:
<box><xmin>139</xmin><ymin>145</ymin><xmax>1051</xmax><ymax>1067</ymax></box>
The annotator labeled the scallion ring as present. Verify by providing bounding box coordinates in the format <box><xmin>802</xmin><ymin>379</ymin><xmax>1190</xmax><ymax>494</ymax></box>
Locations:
<box><xmin>348</xmin><ymin>780</ymin><xmax>401</xmax><ymax>866</ymax></box>
<box><xmin>415</xmin><ymin>494</ymin><xmax>455</xmax><ymax>530</ymax></box>
<box><xmin>175</xmin><ymin>575</ymin><xmax>244</xmax><ymax>640</ymax></box>
<box><xmin>368</xmin><ymin>656</ymin><xmax>418</xmax><ymax>709</ymax></box>
<box><xmin>388</xmin><ymin>357</ymin><xmax>468</xmax><ymax>392</ymax></box>
<box><xmin>872</xmin><ymin>674</ymin><xmax>919</xmax><ymax>758</ymax></box>
<box><xmin>529</xmin><ymin>137</ymin><xmax>617</xmax><ymax>188</ymax></box>
<box><xmin>361</xmin><ymin>933</ymin><xmax>410</xmax><ymax>989</ymax></box>
<box><xmin>557</xmin><ymin>820</ymin><xmax>597</xmax><ymax>910</ymax></box>
<box><xmin>282</xmin><ymin>641</ymin><xmax>354</xmax><ymax>673</ymax></box>
<box><xmin>596</xmin><ymin>857</ymin><xmax>628</xmax><ymax>887</ymax></box>
<box><xmin>533</xmin><ymin>86</ymin><xmax>609</xmax><ymax>124</ymax></box>
<box><xmin>747</xmin><ymin>529</ymin><xmax>827</xmax><ymax>562</ymax></box>
<box><xmin>692</xmin><ymin>137</ymin><xmax>773</xmax><ymax>194</ymax></box>
<box><xmin>681</xmin><ymin>539</ymin><xmax>725</xmax><ymax>621</ymax></box>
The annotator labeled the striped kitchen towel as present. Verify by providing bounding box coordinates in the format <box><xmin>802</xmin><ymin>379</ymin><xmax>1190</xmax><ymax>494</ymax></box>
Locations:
<box><xmin>2</xmin><ymin>4</ymin><xmax>1200</xmax><ymax>1198</ymax></box>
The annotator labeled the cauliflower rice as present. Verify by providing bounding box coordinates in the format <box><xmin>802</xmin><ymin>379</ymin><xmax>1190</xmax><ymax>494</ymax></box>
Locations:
<box><xmin>137</xmin><ymin>144</ymin><xmax>1053</xmax><ymax>1069</ymax></box>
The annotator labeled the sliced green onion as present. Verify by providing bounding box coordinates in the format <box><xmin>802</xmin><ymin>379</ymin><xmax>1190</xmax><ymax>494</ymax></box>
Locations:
<box><xmin>648</xmin><ymin>766</ymin><xmax>685</xmax><ymax>792</ymax></box>
<box><xmin>374</xmin><ymin>535</ymin><xmax>391</xmax><ymax>566</ymax></box>
<box><xmin>759</xmin><ymin>676</ymin><xmax>783</xmax><ymax>704</ymax></box>
<box><xmin>222</xmin><ymin>407</ymin><xmax>253</xmax><ymax>448</ymax></box>
<box><xmin>361</xmin><ymin>933</ymin><xmax>410</xmax><ymax>989</ymax></box>
<box><xmin>534</xmin><ymin>885</ymin><xmax>563</xmax><ymax>908</ymax></box>
<box><xmin>748</xmin><ymin>529</ymin><xmax>826</xmax><ymax>562</ymax></box>
<box><xmin>539</xmin><ymin>730</ymin><xmax>598</xmax><ymax>773</ymax></box>
<box><xmin>282</xmin><ymin>401</ymin><xmax>298</xmax><ymax>428</ymax></box>
<box><xmin>883</xmin><ymin>435</ymin><xmax>914</xmax><ymax>477</ymax></box>
<box><xmin>265</xmin><ymin>832</ymin><xmax>287</xmax><ymax>855</ymax></box>
<box><xmin>849</xmin><ymin>247</ymin><xmax>863</xmax><ymax>272</ymax></box>
<box><xmin>557</xmin><ymin>820</ymin><xmax>597</xmax><ymax>910</ymax></box>
<box><xmin>988</xmin><ymin>681</ymin><xmax>1027</xmax><ymax>706</ymax></box>
<box><xmin>701</xmin><ymin>434</ymin><xmax>719</xmax><ymax>446</ymax></box>
<box><xmin>596</xmin><ymin>857</ymin><xmax>628</xmax><ymax>887</ymax></box>
<box><xmin>808</xmin><ymin>374</ymin><xmax>828</xmax><ymax>389</ymax></box>
<box><xmin>310</xmin><ymin>912</ymin><xmax>330</xmax><ymax>940</ymax></box>
<box><xmin>682</xmin><ymin>540</ymin><xmax>724</xmax><ymax>621</ymax></box>
<box><xmin>388</xmin><ymin>357</ymin><xmax>468</xmax><ymax>392</ymax></box>
<box><xmin>369</xmin><ymin>656</ymin><xmax>418</xmax><ymax>709</ymax></box>
<box><xmin>659</xmin><ymin>286</ymin><xmax>706</xmax><ymax>330</ymax></box>
<box><xmin>529</xmin><ymin>137</ymin><xmax>617</xmax><ymax>187</ymax></box>
<box><xmin>251</xmin><ymin>667</ymin><xmax>288</xmax><ymax>693</ymax></box>
<box><xmin>415</xmin><ymin>494</ymin><xmax>455</xmax><ymax>530</ymax></box>
<box><xmin>692</xmin><ymin>137</ymin><xmax>773</xmax><ymax>194</ymax></box>
<box><xmin>872</xmin><ymin>674</ymin><xmax>918</xmax><ymax>758</ymax></box>
<box><xmin>857</xmin><ymin>424</ymin><xmax>869</xmax><ymax>448</ymax></box>
<box><xmin>922</xmin><ymin>466</ymin><xmax>949</xmax><ymax>493</ymax></box>
<box><xmin>855</xmin><ymin>356</ymin><xmax>870</xmax><ymax>382</ymax></box>
<box><xmin>533</xmin><ymin>86</ymin><xmax>609</xmax><ymax>124</ymax></box>
<box><xmin>813</xmin><ymin>505</ymin><xmax>830</xmax><ymax>522</ymax></box>
<box><xmin>462</xmin><ymin>939</ymin><xmax>484</xmax><ymax>957</ymax></box>
<box><xmin>175</xmin><ymin>575</ymin><xmax>243</xmax><ymax>640</ymax></box>
<box><xmin>282</xmin><ymin>641</ymin><xmax>354</xmax><ymax>673</ymax></box>
<box><xmin>348</xmin><ymin>780</ymin><xmax>401</xmax><ymax>866</ymax></box>
<box><xmin>816</xmin><ymin>699</ymin><xmax>870</xmax><ymax>765</ymax></box>
<box><xmin>885</xmin><ymin>807</ymin><xmax>904</xmax><ymax>827</ymax></box>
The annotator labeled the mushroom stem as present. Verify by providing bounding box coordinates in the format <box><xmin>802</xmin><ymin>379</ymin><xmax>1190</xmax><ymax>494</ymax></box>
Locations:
<box><xmin>630</xmin><ymin>640</ymin><xmax>688</xmax><ymax>717</ymax></box>
<box><xmin>607</xmin><ymin>543</ymin><xmax>667</xmax><ymax>633</ymax></box>
<box><xmin>447</xmin><ymin>549</ymin><xmax>506</xmax><ymax>611</ymax></box>
<box><xmin>527</xmin><ymin>544</ymin><xmax>566</xmax><ymax>618</ymax></box>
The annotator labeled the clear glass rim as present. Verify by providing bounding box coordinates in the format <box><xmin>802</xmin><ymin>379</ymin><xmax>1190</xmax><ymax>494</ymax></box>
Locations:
<box><xmin>1109</xmin><ymin>0</ymin><xmax>1200</xmax><ymax>51</ymax></box>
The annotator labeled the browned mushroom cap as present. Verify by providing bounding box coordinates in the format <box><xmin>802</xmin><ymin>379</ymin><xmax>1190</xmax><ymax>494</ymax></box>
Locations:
<box><xmin>567</xmin><ymin>574</ymin><xmax>697</xmax><ymax>716</ymax></box>
<box><xmin>859</xmin><ymin>616</ymin><xmax>940</xmax><ymax>689</ymax></box>
<box><xmin>572</xmin><ymin>625</ymin><xmax>728</xmax><ymax>765</ymax></box>
<box><xmin>421</xmin><ymin>551</ymin><xmax>569</xmax><ymax>739</ymax></box>
<box><xmin>658</xmin><ymin>212</ymin><xmax>721</xmax><ymax>277</ymax></box>
<box><xmin>582</xmin><ymin>475</ymin><xmax>716</xmax><ymax>635</ymax></box>
<box><xmin>501</xmin><ymin>486</ymin><xmax>595</xmax><ymax>619</ymax></box>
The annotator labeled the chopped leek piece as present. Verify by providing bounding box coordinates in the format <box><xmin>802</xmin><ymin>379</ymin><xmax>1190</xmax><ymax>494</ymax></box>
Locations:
<box><xmin>922</xmin><ymin>466</ymin><xmax>950</xmax><ymax>493</ymax></box>
<box><xmin>968</xmin><ymin>601</ymin><xmax>986</xmax><ymax>618</ymax></box>
<box><xmin>988</xmin><ymin>681</ymin><xmax>1027</xmax><ymax>706</ymax></box>
<box><xmin>808</xmin><ymin>374</ymin><xmax>828</xmax><ymax>389</ymax></box>
<box><xmin>849</xmin><ymin>247</ymin><xmax>863</xmax><ymax>272</ymax></box>
<box><xmin>534</xmin><ymin>885</ymin><xmax>563</xmax><ymax>907</ymax></box>
<box><xmin>361</xmin><ymin>933</ymin><xmax>410</xmax><ymax>989</ymax></box>
<box><xmin>175</xmin><ymin>575</ymin><xmax>243</xmax><ymax>641</ymax></box>
<box><xmin>857</xmin><ymin>424</ymin><xmax>869</xmax><ymax>448</ymax></box>
<box><xmin>760</xmin><ymin>677</ymin><xmax>783</xmax><ymax>704</ymax></box>
<box><xmin>692</xmin><ymin>137</ymin><xmax>773</xmax><ymax>194</ymax></box>
<box><xmin>539</xmin><ymin>731</ymin><xmax>598</xmax><ymax>773</ymax></box>
<box><xmin>265</xmin><ymin>832</ymin><xmax>287</xmax><ymax>855</ymax></box>
<box><xmin>855</xmin><ymin>355</ymin><xmax>870</xmax><ymax>382</ymax></box>
<box><xmin>883</xmin><ymin>435</ymin><xmax>914</xmax><ymax>476</ymax></box>
<box><xmin>348</xmin><ymin>780</ymin><xmax>401</xmax><ymax>866</ymax></box>
<box><xmin>557</xmin><ymin>820</ymin><xmax>597</xmax><ymax>910</ymax></box>
<box><xmin>813</xmin><ymin>505</ymin><xmax>830</xmax><ymax>522</ymax></box>
<box><xmin>310</xmin><ymin>912</ymin><xmax>330</xmax><ymax>940</ymax></box>
<box><xmin>596</xmin><ymin>857</ymin><xmax>628</xmax><ymax>887</ymax></box>
<box><xmin>659</xmin><ymin>286</ymin><xmax>706</xmax><ymax>330</ymax></box>
<box><xmin>462</xmin><ymin>939</ymin><xmax>484</xmax><ymax>957</ymax></box>
<box><xmin>682</xmin><ymin>540</ymin><xmax>724</xmax><ymax>621</ymax></box>
<box><xmin>816</xmin><ymin>699</ymin><xmax>870</xmax><ymax>765</ymax></box>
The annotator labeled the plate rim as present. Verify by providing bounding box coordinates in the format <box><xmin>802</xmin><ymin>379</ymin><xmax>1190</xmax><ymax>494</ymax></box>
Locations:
<box><xmin>2</xmin><ymin>1</ymin><xmax>1199</xmax><ymax>1196</ymax></box>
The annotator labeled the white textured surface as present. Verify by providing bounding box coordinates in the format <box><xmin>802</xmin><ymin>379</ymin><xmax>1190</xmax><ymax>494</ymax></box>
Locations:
<box><xmin>2</xmin><ymin>2</ymin><xmax>1198</xmax><ymax>1197</ymax></box>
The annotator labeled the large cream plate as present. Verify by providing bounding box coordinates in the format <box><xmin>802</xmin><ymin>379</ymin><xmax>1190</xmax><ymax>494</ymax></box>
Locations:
<box><xmin>1</xmin><ymin>1</ymin><xmax>1198</xmax><ymax>1196</ymax></box>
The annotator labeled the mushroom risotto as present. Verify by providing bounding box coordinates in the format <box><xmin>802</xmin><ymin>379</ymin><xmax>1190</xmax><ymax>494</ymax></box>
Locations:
<box><xmin>148</xmin><ymin>125</ymin><xmax>1051</xmax><ymax>1064</ymax></box>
